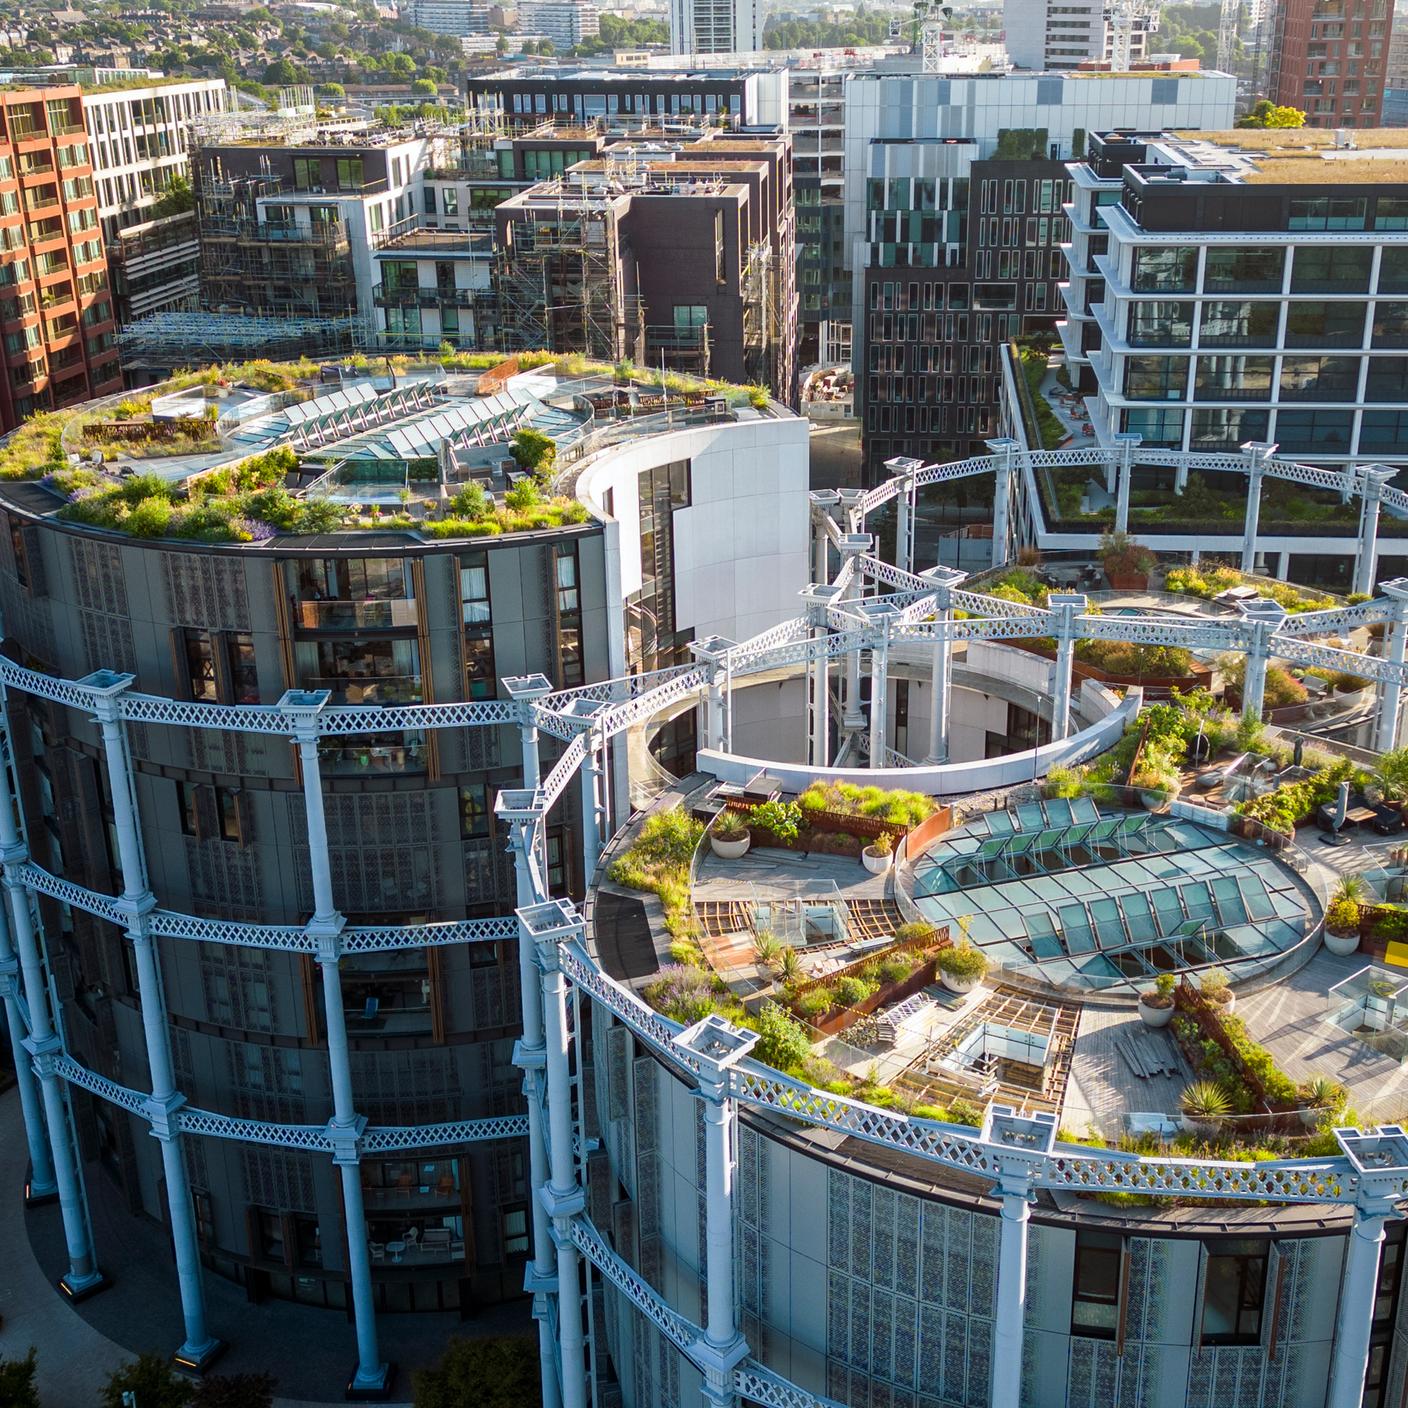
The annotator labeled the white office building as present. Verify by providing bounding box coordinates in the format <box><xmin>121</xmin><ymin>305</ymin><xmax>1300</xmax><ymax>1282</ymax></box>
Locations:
<box><xmin>400</xmin><ymin>0</ymin><xmax>495</xmax><ymax>34</ymax></box>
<box><xmin>519</xmin><ymin>0</ymin><xmax>601</xmax><ymax>50</ymax></box>
<box><xmin>1003</xmin><ymin>0</ymin><xmax>1153</xmax><ymax>69</ymax></box>
<box><xmin>668</xmin><ymin>0</ymin><xmax>763</xmax><ymax>56</ymax></box>
<box><xmin>80</xmin><ymin>77</ymin><xmax>230</xmax><ymax>324</ymax></box>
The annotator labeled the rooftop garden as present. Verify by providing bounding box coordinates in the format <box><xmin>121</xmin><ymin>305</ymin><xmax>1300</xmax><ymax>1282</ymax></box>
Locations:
<box><xmin>974</xmin><ymin>567</ymin><xmax>1198</xmax><ymax>680</ymax></box>
<box><xmin>0</xmin><ymin>350</ymin><xmax>777</xmax><ymax>545</ymax></box>
<box><xmin>1164</xmin><ymin>563</ymin><xmax>1340</xmax><ymax>614</ymax></box>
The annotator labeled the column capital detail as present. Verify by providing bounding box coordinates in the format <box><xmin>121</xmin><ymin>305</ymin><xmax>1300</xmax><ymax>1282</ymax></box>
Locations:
<box><xmin>77</xmin><ymin>669</ymin><xmax>136</xmax><ymax>721</ymax></box>
<box><xmin>144</xmin><ymin>1089</ymin><xmax>189</xmax><ymax>1141</ymax></box>
<box><xmin>309</xmin><ymin>916</ymin><xmax>348</xmax><ymax>962</ymax></box>
<box><xmin>1335</xmin><ymin>1126</ymin><xmax>1408</xmax><ymax>1218</ymax></box>
<box><xmin>677</xmin><ymin>1014</ymin><xmax>759</xmax><ymax>1101</ymax></box>
<box><xmin>513</xmin><ymin>1038</ymin><xmax>547</xmax><ymax>1071</ymax></box>
<box><xmin>517</xmin><ymin>899</ymin><xmax>585</xmax><ymax>972</ymax></box>
<box><xmin>277</xmin><ymin>687</ymin><xmax>331</xmax><ymax>740</ymax></box>
<box><xmin>325</xmin><ymin>1113</ymin><xmax>367</xmax><ymax>1166</ymax></box>
<box><xmin>539</xmin><ymin>1182</ymin><xmax>586</xmax><ymax>1225</ymax></box>
<box><xmin>983</xmin><ymin>1105</ymin><xmax>1058</xmax><ymax>1196</ymax></box>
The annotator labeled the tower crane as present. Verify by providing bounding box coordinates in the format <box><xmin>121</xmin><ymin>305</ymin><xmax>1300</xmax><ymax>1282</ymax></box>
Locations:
<box><xmin>889</xmin><ymin>0</ymin><xmax>955</xmax><ymax>73</ymax></box>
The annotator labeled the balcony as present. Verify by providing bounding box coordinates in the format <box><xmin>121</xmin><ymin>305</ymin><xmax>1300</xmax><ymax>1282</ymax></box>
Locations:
<box><xmin>294</xmin><ymin>597</ymin><xmax>418</xmax><ymax>631</ymax></box>
<box><xmin>299</xmin><ymin>674</ymin><xmax>422</xmax><ymax>707</ymax></box>
<box><xmin>319</xmin><ymin>735</ymin><xmax>427</xmax><ymax>777</ymax></box>
<box><xmin>371</xmin><ymin>282</ymin><xmax>480</xmax><ymax>309</ymax></box>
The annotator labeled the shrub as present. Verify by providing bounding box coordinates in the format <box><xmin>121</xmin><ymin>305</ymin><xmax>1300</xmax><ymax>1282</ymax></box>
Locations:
<box><xmin>102</xmin><ymin>1356</ymin><xmax>192</xmax><ymax>1408</ymax></box>
<box><xmin>796</xmin><ymin>987</ymin><xmax>834</xmax><ymax>1018</ymax></box>
<box><xmin>946</xmin><ymin>1097</ymin><xmax>984</xmax><ymax>1128</ymax></box>
<box><xmin>937</xmin><ymin>942</ymin><xmax>988</xmax><ymax>982</ymax></box>
<box><xmin>0</xmin><ymin>1348</ymin><xmax>39</xmax><ymax>1408</ymax></box>
<box><xmin>750</xmin><ymin>800</ymin><xmax>803</xmax><ymax>844</ymax></box>
<box><xmin>877</xmin><ymin>955</ymin><xmax>914</xmax><ymax>984</ymax></box>
<box><xmin>1099</xmin><ymin>530</ymin><xmax>1154</xmax><ymax>578</ymax></box>
<box><xmin>608</xmin><ymin>806</ymin><xmax>705</xmax><ymax>937</ymax></box>
<box><xmin>449</xmin><ymin>482</ymin><xmax>489</xmax><ymax>520</ymax></box>
<box><xmin>832</xmin><ymin>973</ymin><xmax>879</xmax><ymax>1008</ymax></box>
<box><xmin>1043</xmin><ymin>765</ymin><xmax>1082</xmax><ymax>799</ymax></box>
<box><xmin>796</xmin><ymin>781</ymin><xmax>935</xmax><ymax>828</ymax></box>
<box><xmin>747</xmin><ymin>1001</ymin><xmax>812</xmax><ymax>1073</ymax></box>
<box><xmin>510</xmin><ymin>427</ymin><xmax>557</xmax><ymax>477</ymax></box>
<box><xmin>1141</xmin><ymin>972</ymin><xmax>1176</xmax><ymax>1008</ymax></box>
<box><xmin>713</xmin><ymin>810</ymin><xmax>749</xmax><ymax>842</ymax></box>
<box><xmin>412</xmin><ymin>1336</ymin><xmax>542</xmax><ymax>1408</ymax></box>
<box><xmin>893</xmin><ymin>921</ymin><xmax>937</xmax><ymax>945</ymax></box>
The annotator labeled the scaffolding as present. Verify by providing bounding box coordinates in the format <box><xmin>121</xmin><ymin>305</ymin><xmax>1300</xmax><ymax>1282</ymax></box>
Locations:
<box><xmin>116</xmin><ymin>310</ymin><xmax>365</xmax><ymax>367</ymax></box>
<box><xmin>742</xmin><ymin>238</ymin><xmax>784</xmax><ymax>390</ymax></box>
<box><xmin>492</xmin><ymin>184</ymin><xmax>642</xmax><ymax>364</ymax></box>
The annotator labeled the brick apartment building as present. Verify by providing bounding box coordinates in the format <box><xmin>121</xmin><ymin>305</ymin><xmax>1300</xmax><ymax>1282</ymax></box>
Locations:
<box><xmin>0</xmin><ymin>86</ymin><xmax>122</xmax><ymax>431</ymax></box>
<box><xmin>1268</xmin><ymin>0</ymin><xmax>1393</xmax><ymax>127</ymax></box>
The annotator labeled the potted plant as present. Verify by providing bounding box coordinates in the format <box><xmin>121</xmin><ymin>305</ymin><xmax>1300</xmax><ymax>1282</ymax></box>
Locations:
<box><xmin>1298</xmin><ymin>1074</ymin><xmax>1346</xmax><ymax>1129</ymax></box>
<box><xmin>1132</xmin><ymin>753</ymin><xmax>1181</xmax><ymax>811</ymax></box>
<box><xmin>1324</xmin><ymin>878</ymin><xmax>1363</xmax><ymax>957</ymax></box>
<box><xmin>1198</xmin><ymin>967</ymin><xmax>1235</xmax><ymax>1016</ymax></box>
<box><xmin>937</xmin><ymin>941</ymin><xmax>988</xmax><ymax>995</ymax></box>
<box><xmin>710</xmin><ymin>810</ymin><xmax>752</xmax><ymax>860</ymax></box>
<box><xmin>1138</xmin><ymin>972</ymin><xmax>1176</xmax><ymax>1028</ymax></box>
<box><xmin>862</xmin><ymin>829</ymin><xmax>897</xmax><ymax>875</ymax></box>
<box><xmin>1100</xmin><ymin>531</ymin><xmax>1156</xmax><ymax>591</ymax></box>
<box><xmin>1179</xmin><ymin>1079</ymin><xmax>1232</xmax><ymax>1137</ymax></box>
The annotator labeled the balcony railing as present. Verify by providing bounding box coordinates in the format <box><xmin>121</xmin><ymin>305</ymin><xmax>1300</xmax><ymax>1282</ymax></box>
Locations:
<box><xmin>294</xmin><ymin>597</ymin><xmax>418</xmax><ymax>631</ymax></box>
<box><xmin>372</xmin><ymin>283</ymin><xmax>481</xmax><ymax>309</ymax></box>
<box><xmin>320</xmin><ymin>736</ymin><xmax>427</xmax><ymax>776</ymax></box>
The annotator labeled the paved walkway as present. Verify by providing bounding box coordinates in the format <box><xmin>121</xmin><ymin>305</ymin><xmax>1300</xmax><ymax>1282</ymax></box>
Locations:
<box><xmin>0</xmin><ymin>1087</ymin><xmax>532</xmax><ymax>1407</ymax></box>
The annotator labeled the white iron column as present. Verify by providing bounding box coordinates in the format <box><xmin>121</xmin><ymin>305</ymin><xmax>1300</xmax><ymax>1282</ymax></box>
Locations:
<box><xmin>1239</xmin><ymin>440</ymin><xmax>1277</xmax><ymax>575</ymax></box>
<box><xmin>1236</xmin><ymin>599</ymin><xmax>1289</xmax><ymax>724</ymax></box>
<box><xmin>868</xmin><ymin>617</ymin><xmax>891</xmax><ymax>769</ymax></box>
<box><xmin>809</xmin><ymin>489</ymin><xmax>840</xmax><ymax>586</ymax></box>
<box><xmin>985</xmin><ymin>438</ymin><xmax>1018</xmax><ymax>570</ymax></box>
<box><xmin>505</xmin><ymin>673</ymin><xmax>555</xmax><ymax>791</ymax></box>
<box><xmin>1355</xmin><ymin>467</ymin><xmax>1396</xmax><ymax>597</ymax></box>
<box><xmin>922</xmin><ymin>567</ymin><xmax>968</xmax><ymax>766</ymax></box>
<box><xmin>677</xmin><ymin>1015</ymin><xmax>760</xmax><ymax>1408</ymax></box>
<box><xmin>500</xmin><ymin>790</ymin><xmax>561</xmax><ymax>1408</ymax></box>
<box><xmin>1376</xmin><ymin>581</ymin><xmax>1408</xmax><ymax>753</ymax></box>
<box><xmin>88</xmin><ymin>674</ymin><xmax>221</xmax><ymax>1369</ymax></box>
<box><xmin>885</xmin><ymin>457</ymin><xmax>923</xmax><ymax>576</ymax></box>
<box><xmin>580</xmin><ymin>730</ymin><xmax>602</xmax><ymax>884</ymax></box>
<box><xmin>282</xmin><ymin>691</ymin><xmax>390</xmax><ymax>1400</ymax></box>
<box><xmin>690</xmin><ymin>637</ymin><xmax>737</xmax><ymax>756</ymax></box>
<box><xmin>519</xmin><ymin>901</ymin><xmax>590</xmax><ymax>1408</ymax></box>
<box><xmin>984</xmin><ymin>1109</ymin><xmax>1056</xmax><ymax>1408</ymax></box>
<box><xmin>801</xmin><ymin>585</ymin><xmax>841</xmax><ymax>769</ymax></box>
<box><xmin>0</xmin><ymin>895</ymin><xmax>54</xmax><ymax>1202</ymax></box>
<box><xmin>839</xmin><ymin>538</ymin><xmax>871</xmax><ymax>730</ymax></box>
<box><xmin>0</xmin><ymin>700</ymin><xmax>102</xmax><ymax>1296</ymax></box>
<box><xmin>1327</xmin><ymin>1128</ymin><xmax>1408</xmax><ymax>1408</ymax></box>
<box><xmin>1048</xmin><ymin>594</ymin><xmax>1086</xmax><ymax>744</ymax></box>
<box><xmin>1113</xmin><ymin>432</ymin><xmax>1141</xmax><ymax>537</ymax></box>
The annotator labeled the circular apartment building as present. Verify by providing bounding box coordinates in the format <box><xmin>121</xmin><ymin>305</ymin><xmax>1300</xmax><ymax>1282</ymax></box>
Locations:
<box><xmin>6</xmin><ymin>401</ymin><xmax>1408</xmax><ymax>1408</ymax></box>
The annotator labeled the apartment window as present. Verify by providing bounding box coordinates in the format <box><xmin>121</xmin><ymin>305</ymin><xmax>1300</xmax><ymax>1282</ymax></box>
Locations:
<box><xmin>1071</xmin><ymin>1230</ymin><xmax>1121</xmax><ymax>1339</ymax></box>
<box><xmin>177</xmin><ymin>782</ymin><xmax>244</xmax><ymax>843</ymax></box>
<box><xmin>1203</xmin><ymin>248</ymin><xmax>1284</xmax><ymax>293</ymax></box>
<box><xmin>459</xmin><ymin>782</ymin><xmax>491</xmax><ymax>840</ymax></box>
<box><xmin>1375</xmin><ymin>196</ymin><xmax>1408</xmax><ymax>230</ymax></box>
<box><xmin>501</xmin><ymin>1205</ymin><xmax>530</xmax><ymax>1257</ymax></box>
<box><xmin>180</xmin><ymin>628</ymin><xmax>218</xmax><ymax>701</ymax></box>
<box><xmin>1285</xmin><ymin>301</ymin><xmax>1365</xmax><ymax>347</ymax></box>
<box><xmin>336</xmin><ymin>157</ymin><xmax>364</xmax><ymax>191</ymax></box>
<box><xmin>1372</xmin><ymin>303</ymin><xmax>1408</xmax><ymax>347</ymax></box>
<box><xmin>226</xmin><ymin>633</ymin><xmax>258</xmax><ymax>703</ymax></box>
<box><xmin>1200</xmin><ymin>1241</ymin><xmax>1268</xmax><ymax>1347</ymax></box>
<box><xmin>1288</xmin><ymin>194</ymin><xmax>1367</xmax><ymax>229</ymax></box>
<box><xmin>1292</xmin><ymin>244</ymin><xmax>1373</xmax><ymax>292</ymax></box>
<box><xmin>1381</xmin><ymin>246</ymin><xmax>1408</xmax><ymax>293</ymax></box>
<box><xmin>1191</xmin><ymin>406</ymin><xmax>1270</xmax><ymax>450</ymax></box>
<box><xmin>1195</xmin><ymin>355</ymin><xmax>1274</xmax><ymax>401</ymax></box>
<box><xmin>1122</xmin><ymin>406</ymin><xmax>1184</xmax><ymax>447</ymax></box>
<box><xmin>1274</xmin><ymin>408</ymin><xmax>1354</xmax><ymax>453</ymax></box>
<box><xmin>1124</xmin><ymin>356</ymin><xmax>1186</xmax><ymax>400</ymax></box>
<box><xmin>1199</xmin><ymin>300</ymin><xmax>1279</xmax><ymax>347</ymax></box>
<box><xmin>1366</xmin><ymin>1225</ymin><xmax>1408</xmax><ymax>1407</ymax></box>
<box><xmin>442</xmin><ymin>187</ymin><xmax>458</xmax><ymax>216</ymax></box>
<box><xmin>1132</xmin><ymin>246</ymin><xmax>1197</xmax><ymax>293</ymax></box>
<box><xmin>1127</xmin><ymin>300</ymin><xmax>1192</xmax><ymax>347</ymax></box>
<box><xmin>555</xmin><ymin>541</ymin><xmax>584</xmax><ymax>688</ymax></box>
<box><xmin>293</xmin><ymin>638</ymin><xmax>421</xmax><ymax>706</ymax></box>
<box><xmin>459</xmin><ymin>550</ymin><xmax>496</xmax><ymax>700</ymax></box>
<box><xmin>1365</xmin><ymin>358</ymin><xmax>1408</xmax><ymax>401</ymax></box>
<box><xmin>1278</xmin><ymin>356</ymin><xmax>1360</xmax><ymax>401</ymax></box>
<box><xmin>293</xmin><ymin>157</ymin><xmax>320</xmax><ymax>191</ymax></box>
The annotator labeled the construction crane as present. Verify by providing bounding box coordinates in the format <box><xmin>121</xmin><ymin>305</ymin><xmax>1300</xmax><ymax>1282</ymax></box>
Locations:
<box><xmin>889</xmin><ymin>0</ymin><xmax>954</xmax><ymax>73</ymax></box>
<box><xmin>1216</xmin><ymin>0</ymin><xmax>1240</xmax><ymax>74</ymax></box>
<box><xmin>1104</xmin><ymin>0</ymin><xmax>1158</xmax><ymax>70</ymax></box>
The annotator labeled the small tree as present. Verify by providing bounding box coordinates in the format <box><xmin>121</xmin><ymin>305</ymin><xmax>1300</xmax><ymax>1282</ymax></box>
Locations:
<box><xmin>0</xmin><ymin>1347</ymin><xmax>40</xmax><ymax>1408</ymax></box>
<box><xmin>412</xmin><ymin>1337</ymin><xmax>542</xmax><ymax>1408</ymax></box>
<box><xmin>1237</xmin><ymin>99</ymin><xmax>1306</xmax><ymax>129</ymax></box>
<box><xmin>102</xmin><ymin>1355</ymin><xmax>192</xmax><ymax>1408</ymax></box>
<box><xmin>411</xmin><ymin>76</ymin><xmax>437</xmax><ymax>97</ymax></box>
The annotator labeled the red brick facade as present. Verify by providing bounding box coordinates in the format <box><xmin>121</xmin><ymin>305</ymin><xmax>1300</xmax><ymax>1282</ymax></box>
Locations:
<box><xmin>0</xmin><ymin>87</ymin><xmax>122</xmax><ymax>434</ymax></box>
<box><xmin>1269</xmin><ymin>0</ymin><xmax>1394</xmax><ymax>128</ymax></box>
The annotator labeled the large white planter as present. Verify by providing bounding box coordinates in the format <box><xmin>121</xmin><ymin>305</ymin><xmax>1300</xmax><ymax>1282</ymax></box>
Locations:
<box><xmin>862</xmin><ymin>847</ymin><xmax>892</xmax><ymax>875</ymax></box>
<box><xmin>940</xmin><ymin>970</ymin><xmax>981</xmax><ymax>995</ymax></box>
<box><xmin>1137</xmin><ymin>996</ymin><xmax>1174</xmax><ymax>1028</ymax></box>
<box><xmin>1323</xmin><ymin>930</ymin><xmax>1360</xmax><ymax>957</ymax></box>
<box><xmin>1180</xmin><ymin>1115</ymin><xmax>1221</xmax><ymax>1139</ymax></box>
<box><xmin>1204</xmin><ymin>992</ymin><xmax>1235</xmax><ymax>1017</ymax></box>
<box><xmin>710</xmin><ymin>832</ymin><xmax>751</xmax><ymax>860</ymax></box>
